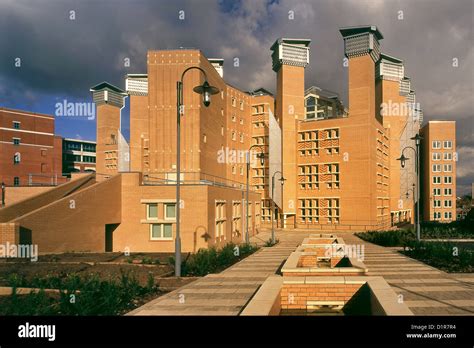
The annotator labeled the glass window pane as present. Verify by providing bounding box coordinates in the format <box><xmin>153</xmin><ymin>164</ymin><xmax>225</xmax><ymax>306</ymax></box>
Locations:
<box><xmin>165</xmin><ymin>204</ymin><xmax>176</xmax><ymax>218</ymax></box>
<box><xmin>151</xmin><ymin>224</ymin><xmax>161</xmax><ymax>238</ymax></box>
<box><xmin>163</xmin><ymin>224</ymin><xmax>172</xmax><ymax>238</ymax></box>
<box><xmin>148</xmin><ymin>204</ymin><xmax>158</xmax><ymax>218</ymax></box>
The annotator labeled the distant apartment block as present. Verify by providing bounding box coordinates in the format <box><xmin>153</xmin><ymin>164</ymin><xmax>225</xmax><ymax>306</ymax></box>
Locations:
<box><xmin>62</xmin><ymin>138</ymin><xmax>96</xmax><ymax>173</ymax></box>
<box><xmin>0</xmin><ymin>107</ymin><xmax>62</xmax><ymax>186</ymax></box>
<box><xmin>420</xmin><ymin>121</ymin><xmax>457</xmax><ymax>222</ymax></box>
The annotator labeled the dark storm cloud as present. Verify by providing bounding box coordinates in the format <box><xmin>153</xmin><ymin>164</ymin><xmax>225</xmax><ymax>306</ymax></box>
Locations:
<box><xmin>0</xmin><ymin>0</ymin><xmax>472</xmax><ymax>194</ymax></box>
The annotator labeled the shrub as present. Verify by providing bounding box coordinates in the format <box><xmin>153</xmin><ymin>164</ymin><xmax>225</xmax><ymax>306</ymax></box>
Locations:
<box><xmin>264</xmin><ymin>238</ymin><xmax>279</xmax><ymax>247</ymax></box>
<box><xmin>356</xmin><ymin>230</ymin><xmax>415</xmax><ymax>247</ymax></box>
<box><xmin>180</xmin><ymin>243</ymin><xmax>258</xmax><ymax>276</ymax></box>
<box><xmin>403</xmin><ymin>240</ymin><xmax>474</xmax><ymax>273</ymax></box>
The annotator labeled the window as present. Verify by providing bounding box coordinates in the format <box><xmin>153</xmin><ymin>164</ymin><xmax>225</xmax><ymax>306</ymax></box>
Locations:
<box><xmin>13</xmin><ymin>121</ymin><xmax>20</xmax><ymax>129</ymax></box>
<box><xmin>164</xmin><ymin>204</ymin><xmax>176</xmax><ymax>220</ymax></box>
<box><xmin>14</xmin><ymin>177</ymin><xmax>20</xmax><ymax>186</ymax></box>
<box><xmin>432</xmin><ymin>153</ymin><xmax>441</xmax><ymax>161</ymax></box>
<box><xmin>444</xmin><ymin>212</ymin><xmax>452</xmax><ymax>219</ymax></box>
<box><xmin>433</xmin><ymin>200</ymin><xmax>441</xmax><ymax>208</ymax></box>
<box><xmin>444</xmin><ymin>176</ymin><xmax>452</xmax><ymax>184</ymax></box>
<box><xmin>231</xmin><ymin>97</ymin><xmax>236</xmax><ymax>107</ymax></box>
<box><xmin>240</xmin><ymin>101</ymin><xmax>244</xmax><ymax>110</ymax></box>
<box><xmin>240</xmin><ymin>134</ymin><xmax>244</xmax><ymax>143</ymax></box>
<box><xmin>83</xmin><ymin>156</ymin><xmax>95</xmax><ymax>163</ymax></box>
<box><xmin>215</xmin><ymin>201</ymin><xmax>226</xmax><ymax>240</ymax></box>
<box><xmin>433</xmin><ymin>188</ymin><xmax>441</xmax><ymax>196</ymax></box>
<box><xmin>432</xmin><ymin>141</ymin><xmax>441</xmax><ymax>149</ymax></box>
<box><xmin>444</xmin><ymin>200</ymin><xmax>452</xmax><ymax>208</ymax></box>
<box><xmin>232</xmin><ymin>166</ymin><xmax>236</xmax><ymax>174</ymax></box>
<box><xmin>66</xmin><ymin>142</ymin><xmax>81</xmax><ymax>151</ymax></box>
<box><xmin>13</xmin><ymin>138</ymin><xmax>20</xmax><ymax>145</ymax></box>
<box><xmin>240</xmin><ymin>118</ymin><xmax>244</xmax><ymax>125</ymax></box>
<box><xmin>150</xmin><ymin>223</ymin><xmax>172</xmax><ymax>240</ymax></box>
<box><xmin>13</xmin><ymin>152</ymin><xmax>20</xmax><ymax>164</ymax></box>
<box><xmin>443</xmin><ymin>140</ymin><xmax>452</xmax><ymax>149</ymax></box>
<box><xmin>434</xmin><ymin>212</ymin><xmax>441</xmax><ymax>219</ymax></box>
<box><xmin>83</xmin><ymin>143</ymin><xmax>96</xmax><ymax>152</ymax></box>
<box><xmin>444</xmin><ymin>188</ymin><xmax>452</xmax><ymax>196</ymax></box>
<box><xmin>147</xmin><ymin>203</ymin><xmax>158</xmax><ymax>219</ymax></box>
<box><xmin>240</xmin><ymin>166</ymin><xmax>243</xmax><ymax>175</ymax></box>
<box><xmin>221</xmin><ymin>126</ymin><xmax>224</xmax><ymax>136</ymax></box>
<box><xmin>232</xmin><ymin>131</ymin><xmax>236</xmax><ymax>141</ymax></box>
<box><xmin>444</xmin><ymin>152</ymin><xmax>452</xmax><ymax>161</ymax></box>
<box><xmin>443</xmin><ymin>164</ymin><xmax>452</xmax><ymax>172</ymax></box>
<box><xmin>432</xmin><ymin>164</ymin><xmax>441</xmax><ymax>172</ymax></box>
<box><xmin>203</xmin><ymin>134</ymin><xmax>207</xmax><ymax>143</ymax></box>
<box><xmin>41</xmin><ymin>163</ymin><xmax>47</xmax><ymax>173</ymax></box>
<box><xmin>41</xmin><ymin>149</ymin><xmax>46</xmax><ymax>157</ymax></box>
<box><xmin>432</xmin><ymin>176</ymin><xmax>441</xmax><ymax>184</ymax></box>
<box><xmin>232</xmin><ymin>114</ymin><xmax>236</xmax><ymax>122</ymax></box>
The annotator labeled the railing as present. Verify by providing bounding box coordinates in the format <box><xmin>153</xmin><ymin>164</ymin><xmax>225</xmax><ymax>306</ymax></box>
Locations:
<box><xmin>142</xmin><ymin>171</ymin><xmax>256</xmax><ymax>191</ymax></box>
<box><xmin>27</xmin><ymin>173</ymin><xmax>71</xmax><ymax>186</ymax></box>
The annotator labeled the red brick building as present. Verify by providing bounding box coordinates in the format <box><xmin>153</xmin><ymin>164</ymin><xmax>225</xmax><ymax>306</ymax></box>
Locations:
<box><xmin>0</xmin><ymin>107</ymin><xmax>62</xmax><ymax>186</ymax></box>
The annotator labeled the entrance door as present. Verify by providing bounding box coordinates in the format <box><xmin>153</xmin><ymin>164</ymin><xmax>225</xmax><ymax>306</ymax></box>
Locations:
<box><xmin>105</xmin><ymin>224</ymin><xmax>118</xmax><ymax>252</ymax></box>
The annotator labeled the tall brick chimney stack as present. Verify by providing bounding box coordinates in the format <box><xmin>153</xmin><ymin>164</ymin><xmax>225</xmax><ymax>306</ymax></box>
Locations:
<box><xmin>271</xmin><ymin>38</ymin><xmax>311</xmax><ymax>228</ymax></box>
<box><xmin>90</xmin><ymin>82</ymin><xmax>127</xmax><ymax>177</ymax></box>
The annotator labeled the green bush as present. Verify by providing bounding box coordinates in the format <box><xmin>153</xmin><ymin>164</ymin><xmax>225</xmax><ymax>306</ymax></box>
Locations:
<box><xmin>2</xmin><ymin>271</ymin><xmax>156</xmax><ymax>315</ymax></box>
<box><xmin>403</xmin><ymin>240</ymin><xmax>474</xmax><ymax>273</ymax></box>
<box><xmin>180</xmin><ymin>243</ymin><xmax>258</xmax><ymax>276</ymax></box>
<box><xmin>264</xmin><ymin>238</ymin><xmax>279</xmax><ymax>247</ymax></box>
<box><xmin>356</xmin><ymin>230</ymin><xmax>415</xmax><ymax>247</ymax></box>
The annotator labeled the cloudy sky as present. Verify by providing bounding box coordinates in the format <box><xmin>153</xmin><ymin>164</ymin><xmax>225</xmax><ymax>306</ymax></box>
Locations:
<box><xmin>0</xmin><ymin>0</ymin><xmax>472</xmax><ymax>194</ymax></box>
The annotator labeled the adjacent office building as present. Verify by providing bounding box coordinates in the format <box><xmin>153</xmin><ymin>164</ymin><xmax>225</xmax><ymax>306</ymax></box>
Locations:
<box><xmin>420</xmin><ymin>121</ymin><xmax>457</xmax><ymax>222</ymax></box>
<box><xmin>62</xmin><ymin>138</ymin><xmax>97</xmax><ymax>173</ymax></box>
<box><xmin>0</xmin><ymin>107</ymin><xmax>63</xmax><ymax>186</ymax></box>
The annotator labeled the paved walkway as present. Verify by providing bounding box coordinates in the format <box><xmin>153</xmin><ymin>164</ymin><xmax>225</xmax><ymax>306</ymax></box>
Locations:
<box><xmin>128</xmin><ymin>231</ymin><xmax>301</xmax><ymax>315</ymax></box>
<box><xmin>129</xmin><ymin>230</ymin><xmax>474</xmax><ymax>316</ymax></box>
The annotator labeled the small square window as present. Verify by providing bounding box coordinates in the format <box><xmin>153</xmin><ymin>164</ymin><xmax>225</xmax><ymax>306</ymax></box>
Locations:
<box><xmin>13</xmin><ymin>121</ymin><xmax>20</xmax><ymax>129</ymax></box>
<box><xmin>148</xmin><ymin>203</ymin><xmax>158</xmax><ymax>219</ymax></box>
<box><xmin>13</xmin><ymin>138</ymin><xmax>20</xmax><ymax>145</ymax></box>
<box><xmin>165</xmin><ymin>204</ymin><xmax>176</xmax><ymax>219</ymax></box>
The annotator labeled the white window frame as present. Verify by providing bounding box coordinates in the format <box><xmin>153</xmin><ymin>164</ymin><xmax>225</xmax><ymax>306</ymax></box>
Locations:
<box><xmin>443</xmin><ymin>164</ymin><xmax>452</xmax><ymax>172</ymax></box>
<box><xmin>444</xmin><ymin>176</ymin><xmax>452</xmax><ymax>184</ymax></box>
<box><xmin>164</xmin><ymin>203</ymin><xmax>176</xmax><ymax>221</ymax></box>
<box><xmin>444</xmin><ymin>152</ymin><xmax>452</xmax><ymax>161</ymax></box>
<box><xmin>443</xmin><ymin>140</ymin><xmax>452</xmax><ymax>149</ymax></box>
<box><xmin>432</xmin><ymin>141</ymin><xmax>441</xmax><ymax>149</ymax></box>
<box><xmin>432</xmin><ymin>153</ymin><xmax>441</xmax><ymax>161</ymax></box>
<box><xmin>147</xmin><ymin>203</ymin><xmax>158</xmax><ymax>220</ymax></box>
<box><xmin>150</xmin><ymin>223</ymin><xmax>173</xmax><ymax>240</ymax></box>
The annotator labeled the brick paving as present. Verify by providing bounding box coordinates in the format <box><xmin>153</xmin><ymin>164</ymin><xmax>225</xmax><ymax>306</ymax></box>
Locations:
<box><xmin>128</xmin><ymin>230</ymin><xmax>474</xmax><ymax>316</ymax></box>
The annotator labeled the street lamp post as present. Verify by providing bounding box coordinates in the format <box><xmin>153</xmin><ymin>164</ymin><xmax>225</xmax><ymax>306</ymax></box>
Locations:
<box><xmin>406</xmin><ymin>182</ymin><xmax>415</xmax><ymax>224</ymax></box>
<box><xmin>397</xmin><ymin>134</ymin><xmax>423</xmax><ymax>241</ymax></box>
<box><xmin>245</xmin><ymin>145</ymin><xmax>265</xmax><ymax>244</ymax></box>
<box><xmin>1</xmin><ymin>182</ymin><xmax>5</xmax><ymax>207</ymax></box>
<box><xmin>271</xmin><ymin>171</ymin><xmax>285</xmax><ymax>244</ymax></box>
<box><xmin>175</xmin><ymin>67</ymin><xmax>218</xmax><ymax>277</ymax></box>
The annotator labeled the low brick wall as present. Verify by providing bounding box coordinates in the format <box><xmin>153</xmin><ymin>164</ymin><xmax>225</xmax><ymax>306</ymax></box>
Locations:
<box><xmin>241</xmin><ymin>276</ymin><xmax>413</xmax><ymax>316</ymax></box>
<box><xmin>281</xmin><ymin>282</ymin><xmax>363</xmax><ymax>310</ymax></box>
